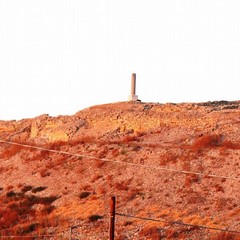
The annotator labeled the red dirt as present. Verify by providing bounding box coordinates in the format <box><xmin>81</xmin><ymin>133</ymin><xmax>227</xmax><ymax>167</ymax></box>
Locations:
<box><xmin>0</xmin><ymin>100</ymin><xmax>240</xmax><ymax>239</ymax></box>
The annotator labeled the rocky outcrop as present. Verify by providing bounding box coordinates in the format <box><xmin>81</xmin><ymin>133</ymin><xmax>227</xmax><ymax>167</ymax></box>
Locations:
<box><xmin>0</xmin><ymin>101</ymin><xmax>239</xmax><ymax>144</ymax></box>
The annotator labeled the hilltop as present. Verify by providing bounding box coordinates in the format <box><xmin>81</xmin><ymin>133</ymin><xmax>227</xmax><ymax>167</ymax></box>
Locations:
<box><xmin>0</xmin><ymin>100</ymin><xmax>240</xmax><ymax>239</ymax></box>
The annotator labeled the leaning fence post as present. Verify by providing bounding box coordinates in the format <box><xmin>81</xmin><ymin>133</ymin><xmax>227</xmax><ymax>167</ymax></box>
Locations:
<box><xmin>109</xmin><ymin>196</ymin><xmax>116</xmax><ymax>240</ymax></box>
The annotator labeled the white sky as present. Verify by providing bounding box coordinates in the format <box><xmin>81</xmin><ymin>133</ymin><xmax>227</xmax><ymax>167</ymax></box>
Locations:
<box><xmin>0</xmin><ymin>0</ymin><xmax>240</xmax><ymax>120</ymax></box>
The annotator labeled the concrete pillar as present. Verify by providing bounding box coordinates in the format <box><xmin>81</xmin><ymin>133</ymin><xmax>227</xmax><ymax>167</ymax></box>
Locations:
<box><xmin>128</xmin><ymin>73</ymin><xmax>138</xmax><ymax>101</ymax></box>
<box><xmin>131</xmin><ymin>73</ymin><xmax>136</xmax><ymax>95</ymax></box>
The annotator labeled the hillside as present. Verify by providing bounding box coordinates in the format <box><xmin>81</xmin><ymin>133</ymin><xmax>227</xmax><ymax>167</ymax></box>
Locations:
<box><xmin>0</xmin><ymin>100</ymin><xmax>240</xmax><ymax>240</ymax></box>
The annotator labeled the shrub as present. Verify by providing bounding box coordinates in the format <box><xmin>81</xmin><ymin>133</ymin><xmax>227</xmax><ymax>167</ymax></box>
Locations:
<box><xmin>0</xmin><ymin>189</ymin><xmax>60</xmax><ymax>237</ymax></box>
<box><xmin>214</xmin><ymin>184</ymin><xmax>224</xmax><ymax>192</ymax></box>
<box><xmin>210</xmin><ymin>232</ymin><xmax>238</xmax><ymax>240</ymax></box>
<box><xmin>8</xmin><ymin>202</ymin><xmax>18</xmax><ymax>210</ymax></box>
<box><xmin>22</xmin><ymin>195</ymin><xmax>59</xmax><ymax>206</ymax></box>
<box><xmin>123</xmin><ymin>221</ymin><xmax>133</xmax><ymax>226</ymax></box>
<box><xmin>222</xmin><ymin>140</ymin><xmax>240</xmax><ymax>150</ymax></box>
<box><xmin>192</xmin><ymin>134</ymin><xmax>223</xmax><ymax>151</ymax></box>
<box><xmin>114</xmin><ymin>179</ymin><xmax>131</xmax><ymax>191</ymax></box>
<box><xmin>0</xmin><ymin>145</ymin><xmax>23</xmax><ymax>159</ymax></box>
<box><xmin>21</xmin><ymin>185</ymin><xmax>33</xmax><ymax>193</ymax></box>
<box><xmin>39</xmin><ymin>168</ymin><xmax>51</xmax><ymax>178</ymax></box>
<box><xmin>132</xmin><ymin>144</ymin><xmax>141</xmax><ymax>151</ymax></box>
<box><xmin>184</xmin><ymin>174</ymin><xmax>200</xmax><ymax>187</ymax></box>
<box><xmin>1</xmin><ymin>209</ymin><xmax>19</xmax><ymax>228</ymax></box>
<box><xmin>29</xmin><ymin>150</ymin><xmax>49</xmax><ymax>162</ymax></box>
<box><xmin>79</xmin><ymin>191</ymin><xmax>91</xmax><ymax>199</ymax></box>
<box><xmin>88</xmin><ymin>215</ymin><xmax>103</xmax><ymax>222</ymax></box>
<box><xmin>32</xmin><ymin>186</ymin><xmax>47</xmax><ymax>193</ymax></box>
<box><xmin>6</xmin><ymin>191</ymin><xmax>24</xmax><ymax>200</ymax></box>
<box><xmin>41</xmin><ymin>205</ymin><xmax>55</xmax><ymax>215</ymax></box>
<box><xmin>39</xmin><ymin>150</ymin><xmax>50</xmax><ymax>158</ymax></box>
<box><xmin>159</xmin><ymin>152</ymin><xmax>177</xmax><ymax>165</ymax></box>
<box><xmin>39</xmin><ymin>196</ymin><xmax>59</xmax><ymax>205</ymax></box>
<box><xmin>139</xmin><ymin>226</ymin><xmax>162</xmax><ymax>239</ymax></box>
<box><xmin>120</xmin><ymin>149</ymin><xmax>128</xmax><ymax>155</ymax></box>
<box><xmin>27</xmin><ymin>150</ymin><xmax>48</xmax><ymax>162</ymax></box>
<box><xmin>55</xmin><ymin>155</ymin><xmax>69</xmax><ymax>167</ymax></box>
<box><xmin>6</xmin><ymin>185</ymin><xmax>14</xmax><ymax>191</ymax></box>
<box><xmin>19</xmin><ymin>223</ymin><xmax>39</xmax><ymax>235</ymax></box>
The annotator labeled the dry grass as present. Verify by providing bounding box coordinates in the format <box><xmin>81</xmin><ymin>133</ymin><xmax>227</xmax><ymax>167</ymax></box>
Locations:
<box><xmin>0</xmin><ymin>144</ymin><xmax>23</xmax><ymax>159</ymax></box>
<box><xmin>139</xmin><ymin>226</ymin><xmax>162</xmax><ymax>239</ymax></box>
<box><xmin>192</xmin><ymin>134</ymin><xmax>240</xmax><ymax>152</ymax></box>
<box><xmin>210</xmin><ymin>232</ymin><xmax>240</xmax><ymax>240</ymax></box>
<box><xmin>0</xmin><ymin>101</ymin><xmax>239</xmax><ymax>239</ymax></box>
<box><xmin>0</xmin><ymin>186</ymin><xmax>60</xmax><ymax>237</ymax></box>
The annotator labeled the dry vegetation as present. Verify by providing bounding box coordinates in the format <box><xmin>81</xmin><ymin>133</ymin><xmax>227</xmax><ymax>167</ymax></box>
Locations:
<box><xmin>0</xmin><ymin>101</ymin><xmax>240</xmax><ymax>239</ymax></box>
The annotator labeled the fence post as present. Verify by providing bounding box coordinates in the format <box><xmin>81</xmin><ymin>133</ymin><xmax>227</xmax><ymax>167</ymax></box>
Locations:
<box><xmin>69</xmin><ymin>226</ymin><xmax>72</xmax><ymax>240</ymax></box>
<box><xmin>109</xmin><ymin>196</ymin><xmax>116</xmax><ymax>240</ymax></box>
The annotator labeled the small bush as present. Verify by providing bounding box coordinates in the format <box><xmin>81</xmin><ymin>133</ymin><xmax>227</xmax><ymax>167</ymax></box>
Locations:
<box><xmin>0</xmin><ymin>189</ymin><xmax>60</xmax><ymax>236</ymax></box>
<box><xmin>1</xmin><ymin>209</ymin><xmax>19</xmax><ymax>228</ymax></box>
<box><xmin>192</xmin><ymin>134</ymin><xmax>223</xmax><ymax>151</ymax></box>
<box><xmin>114</xmin><ymin>179</ymin><xmax>131</xmax><ymax>191</ymax></box>
<box><xmin>139</xmin><ymin>226</ymin><xmax>162</xmax><ymax>239</ymax></box>
<box><xmin>184</xmin><ymin>174</ymin><xmax>200</xmax><ymax>187</ymax></box>
<box><xmin>120</xmin><ymin>149</ymin><xmax>128</xmax><ymax>155</ymax></box>
<box><xmin>123</xmin><ymin>221</ymin><xmax>133</xmax><ymax>226</ymax></box>
<box><xmin>21</xmin><ymin>185</ymin><xmax>33</xmax><ymax>193</ymax></box>
<box><xmin>0</xmin><ymin>145</ymin><xmax>23</xmax><ymax>159</ymax></box>
<box><xmin>210</xmin><ymin>232</ymin><xmax>238</xmax><ymax>240</ymax></box>
<box><xmin>39</xmin><ymin>196</ymin><xmax>59</xmax><ymax>205</ymax></box>
<box><xmin>132</xmin><ymin>145</ymin><xmax>141</xmax><ymax>151</ymax></box>
<box><xmin>39</xmin><ymin>168</ymin><xmax>51</xmax><ymax>178</ymax></box>
<box><xmin>6</xmin><ymin>185</ymin><xmax>14</xmax><ymax>191</ymax></box>
<box><xmin>32</xmin><ymin>186</ymin><xmax>47</xmax><ymax>193</ymax></box>
<box><xmin>21</xmin><ymin>223</ymin><xmax>39</xmax><ymax>234</ymax></box>
<box><xmin>88</xmin><ymin>215</ymin><xmax>103</xmax><ymax>222</ymax></box>
<box><xmin>41</xmin><ymin>205</ymin><xmax>55</xmax><ymax>215</ymax></box>
<box><xmin>79</xmin><ymin>191</ymin><xmax>91</xmax><ymax>199</ymax></box>
<box><xmin>27</xmin><ymin>150</ymin><xmax>49</xmax><ymax>162</ymax></box>
<box><xmin>214</xmin><ymin>184</ymin><xmax>224</xmax><ymax>192</ymax></box>
<box><xmin>6</xmin><ymin>191</ymin><xmax>18</xmax><ymax>198</ymax></box>
<box><xmin>159</xmin><ymin>152</ymin><xmax>177</xmax><ymax>165</ymax></box>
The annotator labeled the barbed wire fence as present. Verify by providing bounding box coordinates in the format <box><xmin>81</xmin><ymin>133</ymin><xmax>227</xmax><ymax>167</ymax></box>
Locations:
<box><xmin>0</xmin><ymin>139</ymin><xmax>240</xmax><ymax>239</ymax></box>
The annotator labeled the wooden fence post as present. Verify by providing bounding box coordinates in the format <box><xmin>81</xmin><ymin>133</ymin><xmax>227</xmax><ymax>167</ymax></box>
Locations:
<box><xmin>109</xmin><ymin>196</ymin><xmax>116</xmax><ymax>240</ymax></box>
<box><xmin>69</xmin><ymin>226</ymin><xmax>72</xmax><ymax>240</ymax></box>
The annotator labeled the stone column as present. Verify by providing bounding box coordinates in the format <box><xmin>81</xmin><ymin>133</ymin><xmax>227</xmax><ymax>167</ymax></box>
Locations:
<box><xmin>128</xmin><ymin>73</ymin><xmax>138</xmax><ymax>101</ymax></box>
<box><xmin>131</xmin><ymin>73</ymin><xmax>136</xmax><ymax>95</ymax></box>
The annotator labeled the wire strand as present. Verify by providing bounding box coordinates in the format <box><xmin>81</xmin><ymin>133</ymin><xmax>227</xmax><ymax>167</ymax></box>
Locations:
<box><xmin>115</xmin><ymin>212</ymin><xmax>240</xmax><ymax>235</ymax></box>
<box><xmin>0</xmin><ymin>233</ymin><xmax>64</xmax><ymax>238</ymax></box>
<box><xmin>0</xmin><ymin>139</ymin><xmax>239</xmax><ymax>181</ymax></box>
